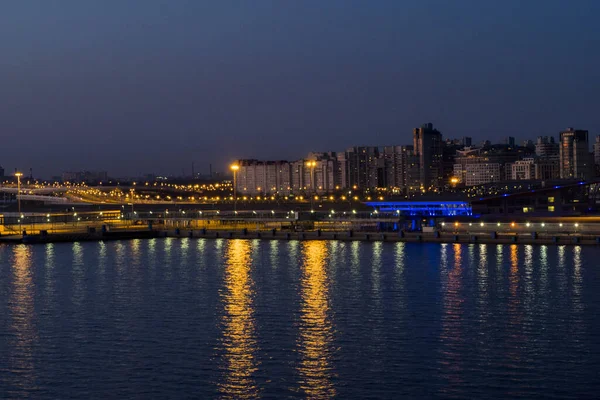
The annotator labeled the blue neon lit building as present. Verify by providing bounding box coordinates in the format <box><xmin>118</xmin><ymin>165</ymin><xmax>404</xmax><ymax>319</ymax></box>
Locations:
<box><xmin>365</xmin><ymin>201</ymin><xmax>473</xmax><ymax>217</ymax></box>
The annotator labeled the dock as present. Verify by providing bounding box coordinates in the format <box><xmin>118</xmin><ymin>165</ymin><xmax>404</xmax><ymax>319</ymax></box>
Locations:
<box><xmin>1</xmin><ymin>227</ymin><xmax>599</xmax><ymax>246</ymax></box>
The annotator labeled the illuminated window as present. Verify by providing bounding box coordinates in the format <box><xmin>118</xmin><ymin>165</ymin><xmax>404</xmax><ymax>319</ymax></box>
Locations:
<box><xmin>548</xmin><ymin>206</ymin><xmax>555</xmax><ymax>212</ymax></box>
<box><xmin>548</xmin><ymin>196</ymin><xmax>555</xmax><ymax>203</ymax></box>
<box><xmin>523</xmin><ymin>207</ymin><xmax>529</xmax><ymax>213</ymax></box>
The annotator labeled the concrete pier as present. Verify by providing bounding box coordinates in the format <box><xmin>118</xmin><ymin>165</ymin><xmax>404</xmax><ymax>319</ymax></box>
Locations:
<box><xmin>165</xmin><ymin>230</ymin><xmax>600</xmax><ymax>245</ymax></box>
<box><xmin>167</xmin><ymin>229</ymin><xmax>600</xmax><ymax>246</ymax></box>
<box><xmin>2</xmin><ymin>227</ymin><xmax>600</xmax><ymax>246</ymax></box>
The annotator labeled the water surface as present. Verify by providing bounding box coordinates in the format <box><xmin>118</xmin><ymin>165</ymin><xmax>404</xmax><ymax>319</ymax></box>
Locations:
<box><xmin>0</xmin><ymin>239</ymin><xmax>598</xmax><ymax>398</ymax></box>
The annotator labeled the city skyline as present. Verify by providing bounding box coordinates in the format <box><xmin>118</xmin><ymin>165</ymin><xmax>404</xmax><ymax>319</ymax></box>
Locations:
<box><xmin>2</xmin><ymin>123</ymin><xmax>598</xmax><ymax>182</ymax></box>
<box><xmin>1</xmin><ymin>1</ymin><xmax>599</xmax><ymax>176</ymax></box>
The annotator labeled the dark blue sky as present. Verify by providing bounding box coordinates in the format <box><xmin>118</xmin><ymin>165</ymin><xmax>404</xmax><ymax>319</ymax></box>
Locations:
<box><xmin>1</xmin><ymin>0</ymin><xmax>599</xmax><ymax>177</ymax></box>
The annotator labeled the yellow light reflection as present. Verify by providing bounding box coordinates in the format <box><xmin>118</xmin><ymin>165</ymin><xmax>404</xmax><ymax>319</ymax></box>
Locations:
<box><xmin>509</xmin><ymin>245</ymin><xmax>518</xmax><ymax>298</ymax></box>
<box><xmin>297</xmin><ymin>241</ymin><xmax>336</xmax><ymax>398</ymax></box>
<box><xmin>219</xmin><ymin>240</ymin><xmax>258</xmax><ymax>399</ymax></box>
<box><xmin>9</xmin><ymin>245</ymin><xmax>37</xmax><ymax>389</ymax></box>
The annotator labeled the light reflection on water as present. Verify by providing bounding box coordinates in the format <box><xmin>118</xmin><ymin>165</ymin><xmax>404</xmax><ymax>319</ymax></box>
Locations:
<box><xmin>71</xmin><ymin>242</ymin><xmax>85</xmax><ymax>308</ymax></box>
<box><xmin>218</xmin><ymin>240</ymin><xmax>259</xmax><ymax>399</ymax></box>
<box><xmin>0</xmin><ymin>240</ymin><xmax>598</xmax><ymax>398</ymax></box>
<box><xmin>297</xmin><ymin>241</ymin><xmax>336</xmax><ymax>398</ymax></box>
<box><xmin>7</xmin><ymin>245</ymin><xmax>36</xmax><ymax>393</ymax></box>
<box><xmin>438</xmin><ymin>243</ymin><xmax>465</xmax><ymax>394</ymax></box>
<box><xmin>393</xmin><ymin>242</ymin><xmax>406</xmax><ymax>308</ymax></box>
<box><xmin>43</xmin><ymin>244</ymin><xmax>55</xmax><ymax>307</ymax></box>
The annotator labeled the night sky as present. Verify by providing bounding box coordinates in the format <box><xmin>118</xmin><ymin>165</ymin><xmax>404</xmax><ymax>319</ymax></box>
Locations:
<box><xmin>1</xmin><ymin>0</ymin><xmax>599</xmax><ymax>178</ymax></box>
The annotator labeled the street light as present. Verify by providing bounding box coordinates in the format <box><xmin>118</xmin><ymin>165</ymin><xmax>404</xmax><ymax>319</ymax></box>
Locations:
<box><xmin>305</xmin><ymin>160</ymin><xmax>317</xmax><ymax>209</ymax></box>
<box><xmin>230</xmin><ymin>164</ymin><xmax>239</xmax><ymax>213</ymax></box>
<box><xmin>305</xmin><ymin>160</ymin><xmax>317</xmax><ymax>189</ymax></box>
<box><xmin>130</xmin><ymin>188</ymin><xmax>135</xmax><ymax>221</ymax></box>
<box><xmin>15</xmin><ymin>172</ymin><xmax>23</xmax><ymax>214</ymax></box>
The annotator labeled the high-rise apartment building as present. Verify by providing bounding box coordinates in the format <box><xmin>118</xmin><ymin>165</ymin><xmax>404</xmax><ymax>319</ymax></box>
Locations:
<box><xmin>404</xmin><ymin>148</ymin><xmax>421</xmax><ymax>193</ymax></box>
<box><xmin>379</xmin><ymin>145</ymin><xmax>419</xmax><ymax>193</ymax></box>
<box><xmin>413</xmin><ymin>123</ymin><xmax>443</xmax><ymax>190</ymax></box>
<box><xmin>594</xmin><ymin>136</ymin><xmax>600</xmax><ymax>169</ymax></box>
<box><xmin>381</xmin><ymin>146</ymin><xmax>403</xmax><ymax>188</ymax></box>
<box><xmin>559</xmin><ymin>128</ymin><xmax>591</xmax><ymax>180</ymax></box>
<box><xmin>291</xmin><ymin>160</ymin><xmax>305</xmax><ymax>192</ymax></box>
<box><xmin>336</xmin><ymin>153</ymin><xmax>348</xmax><ymax>189</ymax></box>
<box><xmin>535</xmin><ymin>136</ymin><xmax>559</xmax><ymax>158</ymax></box>
<box><xmin>236</xmin><ymin>160</ymin><xmax>292</xmax><ymax>195</ymax></box>
<box><xmin>345</xmin><ymin>146</ymin><xmax>379</xmax><ymax>189</ymax></box>
<box><xmin>309</xmin><ymin>159</ymin><xmax>337</xmax><ymax>192</ymax></box>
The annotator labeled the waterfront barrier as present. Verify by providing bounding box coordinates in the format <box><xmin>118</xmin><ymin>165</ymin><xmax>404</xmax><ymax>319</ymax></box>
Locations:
<box><xmin>6</xmin><ymin>226</ymin><xmax>600</xmax><ymax>246</ymax></box>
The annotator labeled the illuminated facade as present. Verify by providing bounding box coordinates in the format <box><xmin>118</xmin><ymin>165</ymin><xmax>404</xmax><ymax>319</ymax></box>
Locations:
<box><xmin>366</xmin><ymin>201</ymin><xmax>473</xmax><ymax>216</ymax></box>
<box><xmin>559</xmin><ymin>128</ymin><xmax>591</xmax><ymax>180</ymax></box>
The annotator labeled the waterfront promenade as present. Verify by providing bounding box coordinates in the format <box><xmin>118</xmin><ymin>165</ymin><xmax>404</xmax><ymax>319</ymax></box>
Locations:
<box><xmin>3</xmin><ymin>208</ymin><xmax>600</xmax><ymax>245</ymax></box>
<box><xmin>2</xmin><ymin>224</ymin><xmax>600</xmax><ymax>246</ymax></box>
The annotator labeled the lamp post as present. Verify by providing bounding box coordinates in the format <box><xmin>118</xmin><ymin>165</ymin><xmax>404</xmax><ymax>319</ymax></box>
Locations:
<box><xmin>15</xmin><ymin>172</ymin><xmax>23</xmax><ymax>214</ymax></box>
<box><xmin>305</xmin><ymin>161</ymin><xmax>316</xmax><ymax>210</ymax></box>
<box><xmin>230</xmin><ymin>164</ymin><xmax>239</xmax><ymax>214</ymax></box>
<box><xmin>130</xmin><ymin>188</ymin><xmax>135</xmax><ymax>221</ymax></box>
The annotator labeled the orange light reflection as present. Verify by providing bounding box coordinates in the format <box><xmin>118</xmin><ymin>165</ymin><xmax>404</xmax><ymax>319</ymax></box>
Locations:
<box><xmin>218</xmin><ymin>240</ymin><xmax>258</xmax><ymax>399</ymax></box>
<box><xmin>297</xmin><ymin>241</ymin><xmax>336</xmax><ymax>398</ymax></box>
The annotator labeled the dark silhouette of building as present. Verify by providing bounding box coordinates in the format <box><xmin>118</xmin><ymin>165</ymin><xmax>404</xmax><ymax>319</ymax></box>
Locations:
<box><xmin>413</xmin><ymin>123</ymin><xmax>443</xmax><ymax>191</ymax></box>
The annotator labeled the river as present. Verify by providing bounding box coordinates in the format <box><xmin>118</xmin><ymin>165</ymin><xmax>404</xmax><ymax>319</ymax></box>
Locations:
<box><xmin>0</xmin><ymin>239</ymin><xmax>598</xmax><ymax>398</ymax></box>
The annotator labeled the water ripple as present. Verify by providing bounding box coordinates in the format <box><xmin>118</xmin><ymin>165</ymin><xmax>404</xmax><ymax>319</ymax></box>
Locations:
<box><xmin>0</xmin><ymin>241</ymin><xmax>597</xmax><ymax>398</ymax></box>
